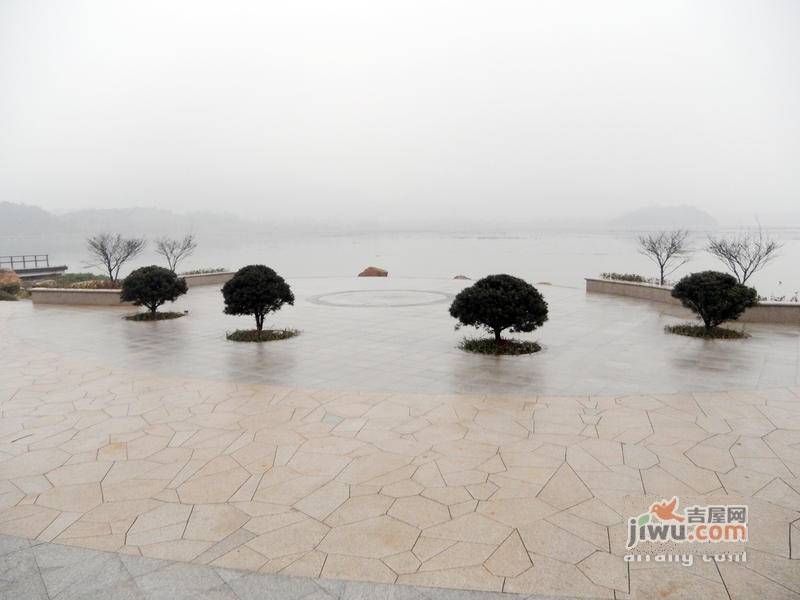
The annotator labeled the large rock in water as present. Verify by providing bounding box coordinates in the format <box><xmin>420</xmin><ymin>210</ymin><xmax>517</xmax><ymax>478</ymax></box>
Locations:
<box><xmin>358</xmin><ymin>266</ymin><xmax>388</xmax><ymax>277</ymax></box>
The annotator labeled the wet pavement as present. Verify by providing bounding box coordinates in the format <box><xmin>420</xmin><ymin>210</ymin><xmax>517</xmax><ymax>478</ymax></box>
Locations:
<box><xmin>6</xmin><ymin>277</ymin><xmax>800</xmax><ymax>396</ymax></box>
<box><xmin>2</xmin><ymin>283</ymin><xmax>800</xmax><ymax>599</ymax></box>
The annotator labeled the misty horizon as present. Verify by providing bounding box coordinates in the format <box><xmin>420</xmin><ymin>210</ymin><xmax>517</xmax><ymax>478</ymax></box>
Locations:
<box><xmin>7</xmin><ymin>199</ymin><xmax>800</xmax><ymax>234</ymax></box>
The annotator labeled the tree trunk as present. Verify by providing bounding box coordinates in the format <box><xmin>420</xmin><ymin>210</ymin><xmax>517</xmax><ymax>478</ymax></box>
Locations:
<box><xmin>255</xmin><ymin>314</ymin><xmax>263</xmax><ymax>332</ymax></box>
<box><xmin>703</xmin><ymin>317</ymin><xmax>712</xmax><ymax>334</ymax></box>
<box><xmin>659</xmin><ymin>264</ymin><xmax>665</xmax><ymax>286</ymax></box>
<box><xmin>494</xmin><ymin>328</ymin><xmax>502</xmax><ymax>342</ymax></box>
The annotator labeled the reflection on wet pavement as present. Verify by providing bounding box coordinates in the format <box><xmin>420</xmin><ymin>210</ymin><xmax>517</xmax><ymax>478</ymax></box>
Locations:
<box><xmin>7</xmin><ymin>277</ymin><xmax>800</xmax><ymax>395</ymax></box>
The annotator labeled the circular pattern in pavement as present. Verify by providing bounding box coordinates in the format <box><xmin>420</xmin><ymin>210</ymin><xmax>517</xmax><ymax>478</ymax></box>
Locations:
<box><xmin>308</xmin><ymin>289</ymin><xmax>453</xmax><ymax>308</ymax></box>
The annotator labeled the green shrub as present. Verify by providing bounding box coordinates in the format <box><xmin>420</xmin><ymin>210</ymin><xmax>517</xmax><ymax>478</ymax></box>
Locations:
<box><xmin>34</xmin><ymin>273</ymin><xmax>115</xmax><ymax>289</ymax></box>
<box><xmin>459</xmin><ymin>337</ymin><xmax>541</xmax><ymax>355</ymax></box>
<box><xmin>599</xmin><ymin>272</ymin><xmax>670</xmax><ymax>285</ymax></box>
<box><xmin>70</xmin><ymin>279</ymin><xmax>122</xmax><ymax>289</ymax></box>
<box><xmin>671</xmin><ymin>271</ymin><xmax>757</xmax><ymax>334</ymax></box>
<box><xmin>222</xmin><ymin>265</ymin><xmax>294</xmax><ymax>333</ymax></box>
<box><xmin>180</xmin><ymin>267</ymin><xmax>228</xmax><ymax>275</ymax></box>
<box><xmin>665</xmin><ymin>323</ymin><xmax>748</xmax><ymax>339</ymax></box>
<box><xmin>0</xmin><ymin>282</ymin><xmax>20</xmax><ymax>295</ymax></box>
<box><xmin>121</xmin><ymin>266</ymin><xmax>188</xmax><ymax>315</ymax></box>
<box><xmin>449</xmin><ymin>274</ymin><xmax>548</xmax><ymax>342</ymax></box>
<box><xmin>0</xmin><ymin>269</ymin><xmax>21</xmax><ymax>295</ymax></box>
<box><xmin>125</xmin><ymin>311</ymin><xmax>185</xmax><ymax>321</ymax></box>
<box><xmin>56</xmin><ymin>272</ymin><xmax>109</xmax><ymax>285</ymax></box>
<box><xmin>226</xmin><ymin>328</ymin><xmax>299</xmax><ymax>342</ymax></box>
<box><xmin>0</xmin><ymin>290</ymin><xmax>18</xmax><ymax>301</ymax></box>
<box><xmin>600</xmin><ymin>272</ymin><xmax>648</xmax><ymax>283</ymax></box>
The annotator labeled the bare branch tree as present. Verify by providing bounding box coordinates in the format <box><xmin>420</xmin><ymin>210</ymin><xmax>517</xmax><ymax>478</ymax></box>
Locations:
<box><xmin>155</xmin><ymin>234</ymin><xmax>197</xmax><ymax>272</ymax></box>
<box><xmin>86</xmin><ymin>233</ymin><xmax>146</xmax><ymax>281</ymax></box>
<box><xmin>637</xmin><ymin>229</ymin><xmax>691</xmax><ymax>285</ymax></box>
<box><xmin>707</xmin><ymin>226</ymin><xmax>782</xmax><ymax>284</ymax></box>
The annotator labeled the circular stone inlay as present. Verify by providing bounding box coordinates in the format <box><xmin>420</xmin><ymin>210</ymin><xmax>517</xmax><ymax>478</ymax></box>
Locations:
<box><xmin>308</xmin><ymin>290</ymin><xmax>452</xmax><ymax>308</ymax></box>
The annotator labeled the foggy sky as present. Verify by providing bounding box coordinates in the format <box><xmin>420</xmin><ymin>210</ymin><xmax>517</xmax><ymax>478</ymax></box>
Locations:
<box><xmin>1</xmin><ymin>0</ymin><xmax>798</xmax><ymax>223</ymax></box>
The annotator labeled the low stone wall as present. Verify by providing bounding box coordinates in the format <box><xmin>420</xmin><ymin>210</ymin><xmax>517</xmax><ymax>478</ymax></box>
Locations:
<box><xmin>585</xmin><ymin>277</ymin><xmax>678</xmax><ymax>304</ymax></box>
<box><xmin>31</xmin><ymin>272</ymin><xmax>236</xmax><ymax>306</ymax></box>
<box><xmin>586</xmin><ymin>278</ymin><xmax>800</xmax><ymax>326</ymax></box>
<box><xmin>182</xmin><ymin>271</ymin><xmax>235</xmax><ymax>288</ymax></box>
<box><xmin>740</xmin><ymin>303</ymin><xmax>800</xmax><ymax>326</ymax></box>
<box><xmin>30</xmin><ymin>288</ymin><xmax>130</xmax><ymax>306</ymax></box>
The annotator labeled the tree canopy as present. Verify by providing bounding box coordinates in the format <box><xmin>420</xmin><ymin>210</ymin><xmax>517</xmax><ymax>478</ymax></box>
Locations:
<box><xmin>671</xmin><ymin>270</ymin><xmax>757</xmax><ymax>332</ymax></box>
<box><xmin>222</xmin><ymin>265</ymin><xmax>294</xmax><ymax>331</ymax></box>
<box><xmin>449</xmin><ymin>274</ymin><xmax>548</xmax><ymax>341</ymax></box>
<box><xmin>121</xmin><ymin>265</ymin><xmax>187</xmax><ymax>314</ymax></box>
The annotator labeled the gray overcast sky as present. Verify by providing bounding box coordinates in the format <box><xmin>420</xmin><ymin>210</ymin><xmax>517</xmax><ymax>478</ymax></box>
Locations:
<box><xmin>0</xmin><ymin>0</ymin><xmax>798</xmax><ymax>222</ymax></box>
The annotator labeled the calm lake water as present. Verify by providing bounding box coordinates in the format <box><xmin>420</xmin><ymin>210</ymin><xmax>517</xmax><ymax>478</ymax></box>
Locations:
<box><xmin>6</xmin><ymin>229</ymin><xmax>800</xmax><ymax>298</ymax></box>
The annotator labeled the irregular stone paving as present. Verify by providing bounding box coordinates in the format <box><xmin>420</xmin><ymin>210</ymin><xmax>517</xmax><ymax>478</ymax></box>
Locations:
<box><xmin>0</xmin><ymin>534</ymin><xmax>572</xmax><ymax>600</ymax></box>
<box><xmin>1</xmin><ymin>319</ymin><xmax>800</xmax><ymax>599</ymax></box>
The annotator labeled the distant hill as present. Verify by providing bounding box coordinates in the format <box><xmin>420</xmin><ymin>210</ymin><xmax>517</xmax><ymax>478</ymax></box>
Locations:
<box><xmin>0</xmin><ymin>202</ymin><xmax>59</xmax><ymax>234</ymax></box>
<box><xmin>0</xmin><ymin>202</ymin><xmax>258</xmax><ymax>237</ymax></box>
<box><xmin>608</xmin><ymin>205</ymin><xmax>718</xmax><ymax>230</ymax></box>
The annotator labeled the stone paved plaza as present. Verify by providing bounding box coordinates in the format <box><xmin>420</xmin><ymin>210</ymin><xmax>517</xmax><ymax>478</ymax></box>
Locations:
<box><xmin>1</xmin><ymin>278</ymin><xmax>800</xmax><ymax>599</ymax></box>
<box><xmin>7</xmin><ymin>278</ymin><xmax>800</xmax><ymax>395</ymax></box>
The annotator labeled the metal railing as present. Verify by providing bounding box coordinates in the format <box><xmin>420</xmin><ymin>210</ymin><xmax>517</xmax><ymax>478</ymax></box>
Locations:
<box><xmin>0</xmin><ymin>255</ymin><xmax>51</xmax><ymax>270</ymax></box>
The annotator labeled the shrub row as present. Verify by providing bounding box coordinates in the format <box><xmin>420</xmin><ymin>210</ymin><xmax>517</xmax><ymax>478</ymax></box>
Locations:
<box><xmin>117</xmin><ymin>265</ymin><xmax>757</xmax><ymax>349</ymax></box>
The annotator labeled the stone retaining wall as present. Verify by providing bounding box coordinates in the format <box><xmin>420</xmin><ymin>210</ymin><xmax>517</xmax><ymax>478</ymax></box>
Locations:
<box><xmin>30</xmin><ymin>288</ymin><xmax>130</xmax><ymax>306</ymax></box>
<box><xmin>182</xmin><ymin>271</ymin><xmax>235</xmax><ymax>287</ymax></box>
<box><xmin>586</xmin><ymin>277</ymin><xmax>800</xmax><ymax>326</ymax></box>
<box><xmin>30</xmin><ymin>272</ymin><xmax>235</xmax><ymax>306</ymax></box>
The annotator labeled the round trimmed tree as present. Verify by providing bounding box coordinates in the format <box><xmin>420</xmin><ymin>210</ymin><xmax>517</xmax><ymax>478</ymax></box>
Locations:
<box><xmin>222</xmin><ymin>265</ymin><xmax>294</xmax><ymax>333</ymax></box>
<box><xmin>671</xmin><ymin>271</ymin><xmax>757</xmax><ymax>335</ymax></box>
<box><xmin>121</xmin><ymin>266</ymin><xmax>187</xmax><ymax>316</ymax></box>
<box><xmin>449</xmin><ymin>274</ymin><xmax>549</xmax><ymax>344</ymax></box>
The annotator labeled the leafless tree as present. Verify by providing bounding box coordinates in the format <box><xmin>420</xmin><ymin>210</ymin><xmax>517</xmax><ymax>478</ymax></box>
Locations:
<box><xmin>86</xmin><ymin>233</ymin><xmax>146</xmax><ymax>281</ymax></box>
<box><xmin>155</xmin><ymin>234</ymin><xmax>197</xmax><ymax>272</ymax></box>
<box><xmin>637</xmin><ymin>229</ymin><xmax>691</xmax><ymax>285</ymax></box>
<box><xmin>707</xmin><ymin>227</ymin><xmax>782</xmax><ymax>284</ymax></box>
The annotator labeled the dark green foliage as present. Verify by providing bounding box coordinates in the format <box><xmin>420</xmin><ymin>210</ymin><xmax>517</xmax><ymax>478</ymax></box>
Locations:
<box><xmin>120</xmin><ymin>266</ymin><xmax>188</xmax><ymax>315</ymax></box>
<box><xmin>0</xmin><ymin>281</ymin><xmax>20</xmax><ymax>295</ymax></box>
<box><xmin>449</xmin><ymin>274</ymin><xmax>549</xmax><ymax>342</ymax></box>
<box><xmin>0</xmin><ymin>270</ymin><xmax>21</xmax><ymax>295</ymax></box>
<box><xmin>671</xmin><ymin>271</ymin><xmax>757</xmax><ymax>333</ymax></box>
<box><xmin>226</xmin><ymin>328</ymin><xmax>299</xmax><ymax>342</ymax></box>
<box><xmin>459</xmin><ymin>337</ymin><xmax>541</xmax><ymax>355</ymax></box>
<box><xmin>600</xmin><ymin>272</ymin><xmax>647</xmax><ymax>283</ymax></box>
<box><xmin>34</xmin><ymin>273</ymin><xmax>116</xmax><ymax>289</ymax></box>
<box><xmin>53</xmin><ymin>273</ymin><xmax>109</xmax><ymax>286</ymax></box>
<box><xmin>222</xmin><ymin>265</ymin><xmax>294</xmax><ymax>332</ymax></box>
<box><xmin>124</xmin><ymin>311</ymin><xmax>185</xmax><ymax>321</ymax></box>
<box><xmin>665</xmin><ymin>323</ymin><xmax>749</xmax><ymax>339</ymax></box>
<box><xmin>180</xmin><ymin>268</ymin><xmax>228</xmax><ymax>275</ymax></box>
<box><xmin>0</xmin><ymin>290</ymin><xmax>18</xmax><ymax>301</ymax></box>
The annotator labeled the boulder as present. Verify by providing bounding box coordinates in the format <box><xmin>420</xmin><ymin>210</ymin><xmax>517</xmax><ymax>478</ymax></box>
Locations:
<box><xmin>358</xmin><ymin>266</ymin><xmax>388</xmax><ymax>277</ymax></box>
